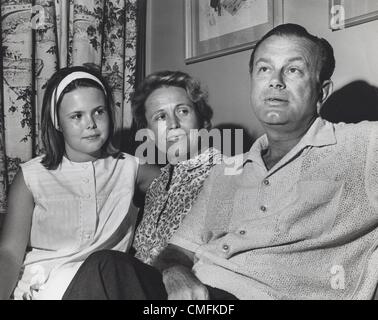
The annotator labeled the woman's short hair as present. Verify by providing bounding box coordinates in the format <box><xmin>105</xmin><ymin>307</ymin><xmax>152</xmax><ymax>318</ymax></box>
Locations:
<box><xmin>41</xmin><ymin>65</ymin><xmax>117</xmax><ymax>170</ymax></box>
<box><xmin>131</xmin><ymin>70</ymin><xmax>213</xmax><ymax>130</ymax></box>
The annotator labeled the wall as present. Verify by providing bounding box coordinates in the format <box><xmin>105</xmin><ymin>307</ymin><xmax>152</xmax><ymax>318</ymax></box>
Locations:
<box><xmin>147</xmin><ymin>0</ymin><xmax>378</xmax><ymax>140</ymax></box>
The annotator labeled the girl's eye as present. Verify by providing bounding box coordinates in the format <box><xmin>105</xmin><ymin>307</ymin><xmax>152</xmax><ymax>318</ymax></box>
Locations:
<box><xmin>95</xmin><ymin>108</ymin><xmax>106</xmax><ymax>116</ymax></box>
<box><xmin>71</xmin><ymin>113</ymin><xmax>82</xmax><ymax>120</ymax></box>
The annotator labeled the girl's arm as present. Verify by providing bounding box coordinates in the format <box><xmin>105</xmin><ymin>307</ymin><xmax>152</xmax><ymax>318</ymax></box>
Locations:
<box><xmin>0</xmin><ymin>170</ymin><xmax>34</xmax><ymax>299</ymax></box>
<box><xmin>135</xmin><ymin>163</ymin><xmax>161</xmax><ymax>195</ymax></box>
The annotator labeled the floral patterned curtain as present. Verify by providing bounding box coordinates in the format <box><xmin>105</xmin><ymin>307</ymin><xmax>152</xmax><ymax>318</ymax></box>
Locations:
<box><xmin>0</xmin><ymin>0</ymin><xmax>141</xmax><ymax>215</ymax></box>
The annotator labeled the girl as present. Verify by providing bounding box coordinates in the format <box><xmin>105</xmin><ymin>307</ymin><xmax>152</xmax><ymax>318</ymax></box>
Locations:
<box><xmin>0</xmin><ymin>66</ymin><xmax>157</xmax><ymax>300</ymax></box>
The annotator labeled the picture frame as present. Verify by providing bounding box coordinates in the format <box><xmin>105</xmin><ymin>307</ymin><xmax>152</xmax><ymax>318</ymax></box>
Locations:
<box><xmin>329</xmin><ymin>0</ymin><xmax>378</xmax><ymax>31</ymax></box>
<box><xmin>185</xmin><ymin>0</ymin><xmax>283</xmax><ymax>64</ymax></box>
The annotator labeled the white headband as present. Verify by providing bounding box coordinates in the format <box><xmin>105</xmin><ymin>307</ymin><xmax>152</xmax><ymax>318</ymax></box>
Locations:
<box><xmin>50</xmin><ymin>71</ymin><xmax>106</xmax><ymax>130</ymax></box>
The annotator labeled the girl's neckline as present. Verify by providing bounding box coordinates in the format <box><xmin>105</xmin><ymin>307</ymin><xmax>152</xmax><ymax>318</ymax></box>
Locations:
<box><xmin>62</xmin><ymin>153</ymin><xmax>107</xmax><ymax>165</ymax></box>
<box><xmin>62</xmin><ymin>156</ymin><xmax>96</xmax><ymax>165</ymax></box>
<box><xmin>62</xmin><ymin>149</ymin><xmax>109</xmax><ymax>165</ymax></box>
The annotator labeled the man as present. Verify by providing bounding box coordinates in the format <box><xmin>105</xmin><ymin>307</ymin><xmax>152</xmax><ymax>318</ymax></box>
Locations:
<box><xmin>154</xmin><ymin>23</ymin><xmax>378</xmax><ymax>300</ymax></box>
<box><xmin>63</xmin><ymin>23</ymin><xmax>378</xmax><ymax>300</ymax></box>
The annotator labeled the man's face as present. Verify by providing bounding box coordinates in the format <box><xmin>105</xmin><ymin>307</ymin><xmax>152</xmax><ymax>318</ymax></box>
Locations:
<box><xmin>250</xmin><ymin>35</ymin><xmax>322</xmax><ymax>133</ymax></box>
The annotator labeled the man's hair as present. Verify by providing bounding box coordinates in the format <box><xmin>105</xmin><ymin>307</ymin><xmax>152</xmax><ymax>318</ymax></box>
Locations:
<box><xmin>131</xmin><ymin>70</ymin><xmax>213</xmax><ymax>130</ymax></box>
<box><xmin>249</xmin><ymin>23</ymin><xmax>335</xmax><ymax>83</ymax></box>
<box><xmin>41</xmin><ymin>65</ymin><xmax>118</xmax><ymax>170</ymax></box>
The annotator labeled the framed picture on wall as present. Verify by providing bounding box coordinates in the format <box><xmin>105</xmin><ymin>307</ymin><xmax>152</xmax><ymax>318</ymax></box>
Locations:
<box><xmin>329</xmin><ymin>0</ymin><xmax>378</xmax><ymax>31</ymax></box>
<box><xmin>185</xmin><ymin>0</ymin><xmax>283</xmax><ymax>64</ymax></box>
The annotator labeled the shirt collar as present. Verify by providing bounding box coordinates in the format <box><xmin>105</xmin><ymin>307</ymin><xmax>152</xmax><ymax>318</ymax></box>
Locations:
<box><xmin>61</xmin><ymin>155</ymin><xmax>95</xmax><ymax>167</ymax></box>
<box><xmin>243</xmin><ymin>117</ymin><xmax>337</xmax><ymax>166</ymax></box>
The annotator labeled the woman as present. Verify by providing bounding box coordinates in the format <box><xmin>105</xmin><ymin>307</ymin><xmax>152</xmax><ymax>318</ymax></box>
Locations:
<box><xmin>62</xmin><ymin>70</ymin><xmax>223</xmax><ymax>299</ymax></box>
<box><xmin>131</xmin><ymin>70</ymin><xmax>222</xmax><ymax>265</ymax></box>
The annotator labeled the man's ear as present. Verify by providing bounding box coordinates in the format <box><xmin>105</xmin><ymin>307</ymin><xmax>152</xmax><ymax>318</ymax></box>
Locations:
<box><xmin>317</xmin><ymin>80</ymin><xmax>333</xmax><ymax>113</ymax></box>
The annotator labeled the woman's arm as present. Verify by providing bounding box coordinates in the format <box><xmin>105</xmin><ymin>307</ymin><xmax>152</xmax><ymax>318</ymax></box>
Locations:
<box><xmin>0</xmin><ymin>170</ymin><xmax>34</xmax><ymax>299</ymax></box>
<box><xmin>135</xmin><ymin>163</ymin><xmax>161</xmax><ymax>195</ymax></box>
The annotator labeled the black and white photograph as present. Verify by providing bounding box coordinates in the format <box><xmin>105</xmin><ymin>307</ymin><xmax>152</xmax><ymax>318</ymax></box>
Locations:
<box><xmin>1</xmin><ymin>0</ymin><xmax>378</xmax><ymax>308</ymax></box>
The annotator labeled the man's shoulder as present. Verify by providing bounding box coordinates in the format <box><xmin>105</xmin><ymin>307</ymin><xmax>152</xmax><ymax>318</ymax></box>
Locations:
<box><xmin>332</xmin><ymin>119</ymin><xmax>378</xmax><ymax>133</ymax></box>
<box><xmin>331</xmin><ymin>120</ymin><xmax>378</xmax><ymax>144</ymax></box>
<box><xmin>318</xmin><ymin>120</ymin><xmax>378</xmax><ymax>162</ymax></box>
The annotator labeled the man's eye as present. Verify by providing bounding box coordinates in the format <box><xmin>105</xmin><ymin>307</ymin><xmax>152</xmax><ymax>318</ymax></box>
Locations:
<box><xmin>287</xmin><ymin>67</ymin><xmax>301</xmax><ymax>74</ymax></box>
<box><xmin>259</xmin><ymin>66</ymin><xmax>269</xmax><ymax>72</ymax></box>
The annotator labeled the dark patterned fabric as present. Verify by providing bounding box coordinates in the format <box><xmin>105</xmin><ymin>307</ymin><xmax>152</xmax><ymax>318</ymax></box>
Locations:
<box><xmin>133</xmin><ymin>148</ymin><xmax>222</xmax><ymax>265</ymax></box>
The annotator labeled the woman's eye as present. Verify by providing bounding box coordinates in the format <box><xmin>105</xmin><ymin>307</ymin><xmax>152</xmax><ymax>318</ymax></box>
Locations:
<box><xmin>155</xmin><ymin>114</ymin><xmax>166</xmax><ymax>121</ymax></box>
<box><xmin>177</xmin><ymin>108</ymin><xmax>189</xmax><ymax>116</ymax></box>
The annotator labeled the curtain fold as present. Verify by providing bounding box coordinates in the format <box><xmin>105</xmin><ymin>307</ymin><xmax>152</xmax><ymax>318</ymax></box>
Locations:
<box><xmin>135</xmin><ymin>0</ymin><xmax>145</xmax><ymax>86</ymax></box>
<box><xmin>0</xmin><ymin>0</ymin><xmax>142</xmax><ymax>216</ymax></box>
